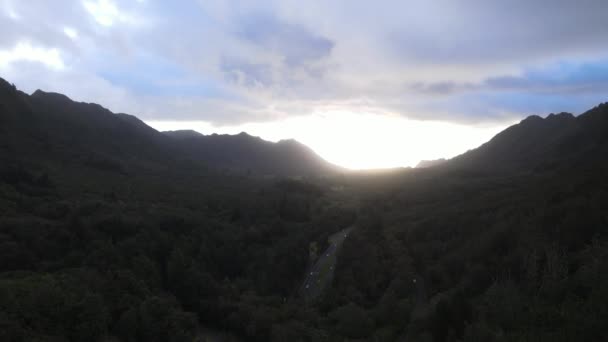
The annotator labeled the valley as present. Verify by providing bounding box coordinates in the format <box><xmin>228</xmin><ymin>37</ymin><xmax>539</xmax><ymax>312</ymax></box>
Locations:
<box><xmin>1</xmin><ymin>78</ymin><xmax>607</xmax><ymax>341</ymax></box>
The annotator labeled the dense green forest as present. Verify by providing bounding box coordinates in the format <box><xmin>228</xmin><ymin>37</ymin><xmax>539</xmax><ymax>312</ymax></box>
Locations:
<box><xmin>1</xmin><ymin>77</ymin><xmax>608</xmax><ymax>341</ymax></box>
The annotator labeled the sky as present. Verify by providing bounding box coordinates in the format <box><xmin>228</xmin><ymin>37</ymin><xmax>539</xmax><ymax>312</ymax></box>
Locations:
<box><xmin>1</xmin><ymin>0</ymin><xmax>608</xmax><ymax>168</ymax></box>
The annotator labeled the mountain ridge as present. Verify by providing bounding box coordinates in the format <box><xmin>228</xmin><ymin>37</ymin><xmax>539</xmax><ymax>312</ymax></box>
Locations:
<box><xmin>445</xmin><ymin>104</ymin><xmax>608</xmax><ymax>173</ymax></box>
<box><xmin>0</xmin><ymin>77</ymin><xmax>342</xmax><ymax>177</ymax></box>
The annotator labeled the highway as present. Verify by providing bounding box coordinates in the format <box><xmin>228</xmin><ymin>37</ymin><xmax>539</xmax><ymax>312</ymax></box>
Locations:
<box><xmin>299</xmin><ymin>226</ymin><xmax>354</xmax><ymax>300</ymax></box>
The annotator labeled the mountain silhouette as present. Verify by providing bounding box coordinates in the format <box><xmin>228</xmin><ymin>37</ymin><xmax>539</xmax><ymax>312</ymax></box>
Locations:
<box><xmin>447</xmin><ymin>104</ymin><xmax>608</xmax><ymax>174</ymax></box>
<box><xmin>416</xmin><ymin>158</ymin><xmax>447</xmax><ymax>168</ymax></box>
<box><xmin>3</xmin><ymin>75</ymin><xmax>607</xmax><ymax>177</ymax></box>
<box><xmin>0</xmin><ymin>77</ymin><xmax>341</xmax><ymax>177</ymax></box>
<box><xmin>165</xmin><ymin>130</ymin><xmax>342</xmax><ymax>176</ymax></box>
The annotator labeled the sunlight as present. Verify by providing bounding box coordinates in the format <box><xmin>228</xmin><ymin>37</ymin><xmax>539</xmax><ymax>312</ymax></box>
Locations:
<box><xmin>147</xmin><ymin>111</ymin><xmax>512</xmax><ymax>169</ymax></box>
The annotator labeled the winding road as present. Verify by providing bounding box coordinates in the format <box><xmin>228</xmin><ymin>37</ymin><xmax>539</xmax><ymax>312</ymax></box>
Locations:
<box><xmin>299</xmin><ymin>226</ymin><xmax>354</xmax><ymax>300</ymax></box>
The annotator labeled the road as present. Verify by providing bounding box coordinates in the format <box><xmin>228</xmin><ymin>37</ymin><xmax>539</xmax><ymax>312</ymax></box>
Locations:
<box><xmin>299</xmin><ymin>226</ymin><xmax>354</xmax><ymax>300</ymax></box>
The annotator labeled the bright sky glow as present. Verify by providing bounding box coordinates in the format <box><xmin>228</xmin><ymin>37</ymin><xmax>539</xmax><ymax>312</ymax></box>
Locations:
<box><xmin>147</xmin><ymin>112</ymin><xmax>512</xmax><ymax>169</ymax></box>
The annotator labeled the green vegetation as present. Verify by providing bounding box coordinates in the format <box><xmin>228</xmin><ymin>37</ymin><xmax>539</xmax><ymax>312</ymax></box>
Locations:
<box><xmin>1</xmin><ymin>78</ymin><xmax>608</xmax><ymax>341</ymax></box>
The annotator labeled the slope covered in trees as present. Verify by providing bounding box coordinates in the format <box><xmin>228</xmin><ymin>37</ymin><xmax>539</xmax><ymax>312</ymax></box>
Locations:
<box><xmin>0</xmin><ymin>78</ymin><xmax>354</xmax><ymax>341</ymax></box>
<box><xmin>1</xmin><ymin>77</ymin><xmax>608</xmax><ymax>341</ymax></box>
<box><xmin>325</xmin><ymin>104</ymin><xmax>608</xmax><ymax>340</ymax></box>
<box><xmin>0</xmin><ymin>77</ymin><xmax>340</xmax><ymax>178</ymax></box>
<box><xmin>165</xmin><ymin>130</ymin><xmax>342</xmax><ymax>176</ymax></box>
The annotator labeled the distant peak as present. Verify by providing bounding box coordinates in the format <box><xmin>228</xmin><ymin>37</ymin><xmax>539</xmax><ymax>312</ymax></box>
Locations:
<box><xmin>547</xmin><ymin>112</ymin><xmax>575</xmax><ymax>120</ymax></box>
<box><xmin>521</xmin><ymin>115</ymin><xmax>543</xmax><ymax>124</ymax></box>
<box><xmin>117</xmin><ymin>113</ymin><xmax>151</xmax><ymax>126</ymax></box>
<box><xmin>31</xmin><ymin>89</ymin><xmax>72</xmax><ymax>103</ymax></box>
<box><xmin>163</xmin><ymin>130</ymin><xmax>204</xmax><ymax>139</ymax></box>
<box><xmin>234</xmin><ymin>132</ymin><xmax>264</xmax><ymax>141</ymax></box>
<box><xmin>416</xmin><ymin>158</ymin><xmax>447</xmax><ymax>168</ymax></box>
<box><xmin>0</xmin><ymin>77</ymin><xmax>14</xmax><ymax>89</ymax></box>
<box><xmin>278</xmin><ymin>138</ymin><xmax>298</xmax><ymax>144</ymax></box>
<box><xmin>277</xmin><ymin>139</ymin><xmax>307</xmax><ymax>149</ymax></box>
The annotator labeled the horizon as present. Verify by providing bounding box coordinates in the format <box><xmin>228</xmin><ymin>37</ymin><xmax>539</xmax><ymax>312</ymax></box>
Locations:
<box><xmin>2</xmin><ymin>1</ymin><xmax>608</xmax><ymax>168</ymax></box>
<box><xmin>145</xmin><ymin>112</ymin><xmax>512</xmax><ymax>169</ymax></box>
<box><xmin>3</xmin><ymin>2</ymin><xmax>608</xmax><ymax>341</ymax></box>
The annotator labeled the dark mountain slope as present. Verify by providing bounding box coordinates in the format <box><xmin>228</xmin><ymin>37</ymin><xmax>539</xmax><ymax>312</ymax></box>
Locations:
<box><xmin>329</xmin><ymin>104</ymin><xmax>608</xmax><ymax>341</ymax></box>
<box><xmin>0</xmin><ymin>78</ymin><xmax>353</xmax><ymax>342</ymax></box>
<box><xmin>0</xmin><ymin>77</ymin><xmax>339</xmax><ymax>177</ymax></box>
<box><xmin>3</xmin><ymin>74</ymin><xmax>608</xmax><ymax>341</ymax></box>
<box><xmin>416</xmin><ymin>158</ymin><xmax>447</xmax><ymax>168</ymax></box>
<box><xmin>165</xmin><ymin>130</ymin><xmax>343</xmax><ymax>176</ymax></box>
<box><xmin>448</xmin><ymin>104</ymin><xmax>608</xmax><ymax>173</ymax></box>
<box><xmin>28</xmin><ymin>90</ymin><xmax>173</xmax><ymax>163</ymax></box>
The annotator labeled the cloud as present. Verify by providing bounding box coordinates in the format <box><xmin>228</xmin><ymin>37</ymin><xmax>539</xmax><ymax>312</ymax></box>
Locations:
<box><xmin>485</xmin><ymin>60</ymin><xmax>608</xmax><ymax>94</ymax></box>
<box><xmin>220</xmin><ymin>57</ymin><xmax>275</xmax><ymax>89</ymax></box>
<box><xmin>387</xmin><ymin>0</ymin><xmax>608</xmax><ymax>65</ymax></box>
<box><xmin>235</xmin><ymin>12</ymin><xmax>334</xmax><ymax>68</ymax></box>
<box><xmin>83</xmin><ymin>0</ymin><xmax>121</xmax><ymax>26</ymax></box>
<box><xmin>0</xmin><ymin>41</ymin><xmax>65</xmax><ymax>70</ymax></box>
<box><xmin>1</xmin><ymin>0</ymin><xmax>607</xmax><ymax>126</ymax></box>
<box><xmin>63</xmin><ymin>27</ymin><xmax>78</xmax><ymax>40</ymax></box>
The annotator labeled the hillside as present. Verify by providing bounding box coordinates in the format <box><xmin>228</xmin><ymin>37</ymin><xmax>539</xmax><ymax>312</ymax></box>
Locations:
<box><xmin>164</xmin><ymin>130</ymin><xmax>342</xmax><ymax>176</ymax></box>
<box><xmin>2</xmin><ymin>75</ymin><xmax>608</xmax><ymax>341</ymax></box>
<box><xmin>416</xmin><ymin>158</ymin><xmax>447</xmax><ymax>168</ymax></box>
<box><xmin>327</xmin><ymin>105</ymin><xmax>608</xmax><ymax>340</ymax></box>
<box><xmin>0</xmin><ymin>77</ymin><xmax>355</xmax><ymax>341</ymax></box>
<box><xmin>448</xmin><ymin>104</ymin><xmax>608</xmax><ymax>173</ymax></box>
<box><xmin>0</xmin><ymin>77</ymin><xmax>340</xmax><ymax>177</ymax></box>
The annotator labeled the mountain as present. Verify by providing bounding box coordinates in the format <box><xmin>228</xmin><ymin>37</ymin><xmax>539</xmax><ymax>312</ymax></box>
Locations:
<box><xmin>3</xmin><ymin>74</ymin><xmax>608</xmax><ymax>341</ymax></box>
<box><xmin>416</xmin><ymin>158</ymin><xmax>447</xmax><ymax>168</ymax></box>
<box><xmin>447</xmin><ymin>104</ymin><xmax>608</xmax><ymax>174</ymax></box>
<box><xmin>329</xmin><ymin>105</ymin><xmax>608</xmax><ymax>341</ymax></box>
<box><xmin>164</xmin><ymin>130</ymin><xmax>343</xmax><ymax>176</ymax></box>
<box><xmin>0</xmin><ymin>77</ymin><xmax>353</xmax><ymax>342</ymax></box>
<box><xmin>0</xmin><ymin>77</ymin><xmax>340</xmax><ymax>177</ymax></box>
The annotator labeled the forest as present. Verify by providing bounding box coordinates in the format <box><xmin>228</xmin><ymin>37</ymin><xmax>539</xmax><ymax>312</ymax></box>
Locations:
<box><xmin>1</xmin><ymin>77</ymin><xmax>608</xmax><ymax>341</ymax></box>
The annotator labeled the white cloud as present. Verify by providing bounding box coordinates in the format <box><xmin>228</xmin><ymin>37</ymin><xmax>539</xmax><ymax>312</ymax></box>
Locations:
<box><xmin>82</xmin><ymin>0</ymin><xmax>132</xmax><ymax>27</ymax></box>
<box><xmin>63</xmin><ymin>27</ymin><xmax>78</xmax><ymax>39</ymax></box>
<box><xmin>3</xmin><ymin>0</ymin><xmax>608</xmax><ymax>129</ymax></box>
<box><xmin>0</xmin><ymin>42</ymin><xmax>65</xmax><ymax>70</ymax></box>
<box><xmin>1</xmin><ymin>0</ymin><xmax>19</xmax><ymax>20</ymax></box>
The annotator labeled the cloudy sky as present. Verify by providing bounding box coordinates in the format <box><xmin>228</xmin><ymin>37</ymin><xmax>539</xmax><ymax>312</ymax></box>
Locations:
<box><xmin>1</xmin><ymin>0</ymin><xmax>607</xmax><ymax>168</ymax></box>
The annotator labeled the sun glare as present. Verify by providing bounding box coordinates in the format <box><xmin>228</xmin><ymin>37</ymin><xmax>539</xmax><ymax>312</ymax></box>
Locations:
<box><xmin>147</xmin><ymin>111</ymin><xmax>512</xmax><ymax>170</ymax></box>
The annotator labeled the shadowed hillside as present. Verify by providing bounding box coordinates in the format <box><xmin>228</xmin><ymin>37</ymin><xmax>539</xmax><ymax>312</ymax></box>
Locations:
<box><xmin>448</xmin><ymin>104</ymin><xmax>608</xmax><ymax>173</ymax></box>
<box><xmin>2</xmin><ymin>76</ymin><xmax>608</xmax><ymax>341</ymax></box>
<box><xmin>0</xmin><ymin>77</ymin><xmax>341</xmax><ymax>177</ymax></box>
<box><xmin>165</xmin><ymin>130</ymin><xmax>342</xmax><ymax>176</ymax></box>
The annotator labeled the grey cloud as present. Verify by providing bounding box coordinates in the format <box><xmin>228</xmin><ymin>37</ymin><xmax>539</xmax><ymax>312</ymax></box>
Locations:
<box><xmin>388</xmin><ymin>0</ymin><xmax>608</xmax><ymax>66</ymax></box>
<box><xmin>0</xmin><ymin>0</ymin><xmax>146</xmax><ymax>62</ymax></box>
<box><xmin>220</xmin><ymin>57</ymin><xmax>274</xmax><ymax>88</ymax></box>
<box><xmin>236</xmin><ymin>12</ymin><xmax>334</xmax><ymax>67</ymax></box>
<box><xmin>409</xmin><ymin>81</ymin><xmax>476</xmax><ymax>96</ymax></box>
<box><xmin>2</xmin><ymin>0</ymin><xmax>608</xmax><ymax>126</ymax></box>
<box><xmin>484</xmin><ymin>75</ymin><xmax>608</xmax><ymax>95</ymax></box>
<box><xmin>0</xmin><ymin>0</ymin><xmax>84</xmax><ymax>49</ymax></box>
<box><xmin>411</xmin><ymin>58</ymin><xmax>608</xmax><ymax>99</ymax></box>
